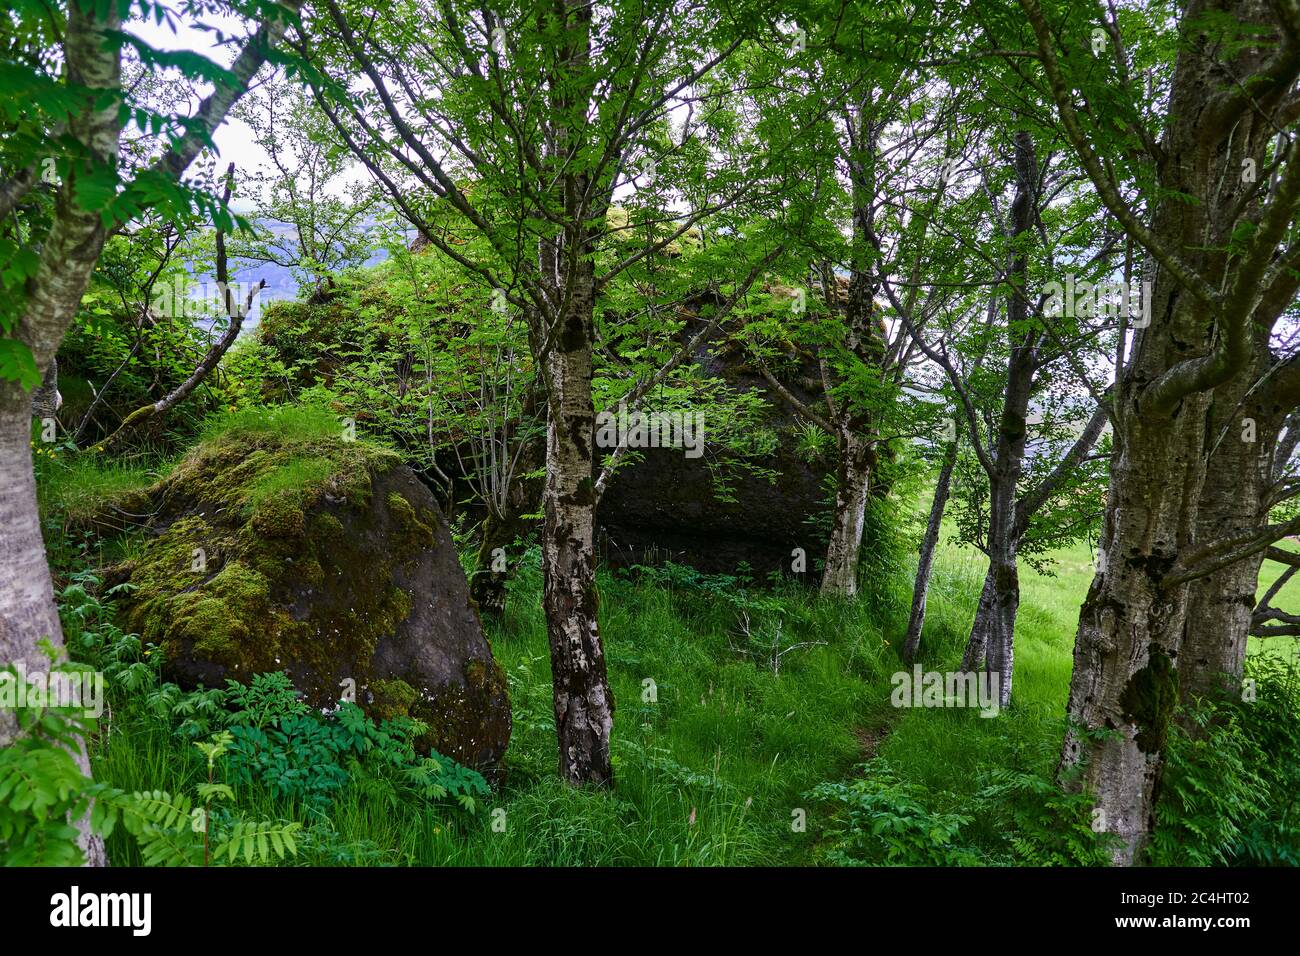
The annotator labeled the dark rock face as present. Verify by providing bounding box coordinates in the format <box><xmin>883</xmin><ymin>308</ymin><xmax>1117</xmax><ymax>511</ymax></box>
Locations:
<box><xmin>114</xmin><ymin>419</ymin><xmax>510</xmax><ymax>771</ymax></box>
<box><xmin>597</xmin><ymin>304</ymin><xmax>833</xmax><ymax>579</ymax></box>
<box><xmin>253</xmin><ymin>284</ymin><xmax>841</xmax><ymax>582</ymax></box>
<box><xmin>597</xmin><ymin>446</ymin><xmax>830</xmax><ymax>577</ymax></box>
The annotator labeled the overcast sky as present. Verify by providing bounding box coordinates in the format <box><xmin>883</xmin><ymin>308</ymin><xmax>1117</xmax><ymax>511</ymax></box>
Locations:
<box><xmin>129</xmin><ymin>10</ymin><xmax>275</xmax><ymax>208</ymax></box>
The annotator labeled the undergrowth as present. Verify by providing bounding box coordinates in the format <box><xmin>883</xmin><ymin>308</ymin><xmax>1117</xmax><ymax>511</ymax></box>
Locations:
<box><xmin>6</xmin><ymin>457</ymin><xmax>1299</xmax><ymax>866</ymax></box>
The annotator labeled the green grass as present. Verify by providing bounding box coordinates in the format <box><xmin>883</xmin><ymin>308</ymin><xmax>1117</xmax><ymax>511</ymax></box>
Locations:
<box><xmin>243</xmin><ymin>457</ymin><xmax>334</xmax><ymax>509</ymax></box>
<box><xmin>84</xmin><ymin>511</ymin><xmax>1112</xmax><ymax>867</ymax></box>
<box><xmin>862</xmin><ymin>512</ymin><xmax>1300</xmax><ymax>852</ymax></box>
<box><xmin>1251</xmin><ymin>538</ymin><xmax>1300</xmax><ymax>664</ymax></box>
<box><xmin>862</xmin><ymin>535</ymin><xmax>1076</xmax><ymax>832</ymax></box>
<box><xmin>35</xmin><ymin>449</ymin><xmax>162</xmax><ymax>528</ymax></box>
<box><xmin>62</xmin><ymin>458</ymin><xmax>1300</xmax><ymax>866</ymax></box>
<box><xmin>94</xmin><ymin>560</ymin><xmax>903</xmax><ymax>865</ymax></box>
<box><xmin>34</xmin><ymin>447</ymin><xmax>171</xmax><ymax>579</ymax></box>
<box><xmin>197</xmin><ymin>400</ymin><xmax>347</xmax><ymax>444</ymax></box>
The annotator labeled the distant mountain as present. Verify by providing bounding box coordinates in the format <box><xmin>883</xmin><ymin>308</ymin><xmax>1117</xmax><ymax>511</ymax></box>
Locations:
<box><xmin>190</xmin><ymin>216</ymin><xmax>414</xmax><ymax>330</ymax></box>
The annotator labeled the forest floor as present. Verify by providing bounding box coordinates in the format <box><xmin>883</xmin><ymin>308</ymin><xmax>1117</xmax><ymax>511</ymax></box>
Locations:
<box><xmin>39</xmin><ymin>456</ymin><xmax>1300</xmax><ymax>866</ymax></box>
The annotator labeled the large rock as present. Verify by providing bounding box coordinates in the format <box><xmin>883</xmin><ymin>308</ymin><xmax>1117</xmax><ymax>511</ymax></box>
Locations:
<box><xmin>597</xmin><ymin>300</ymin><xmax>834</xmax><ymax>578</ymax></box>
<box><xmin>113</xmin><ymin>410</ymin><xmax>510</xmax><ymax>770</ymax></box>
<box><xmin>255</xmin><ymin>282</ymin><xmax>844</xmax><ymax>580</ymax></box>
<box><xmin>597</xmin><ymin>443</ymin><xmax>829</xmax><ymax>578</ymax></box>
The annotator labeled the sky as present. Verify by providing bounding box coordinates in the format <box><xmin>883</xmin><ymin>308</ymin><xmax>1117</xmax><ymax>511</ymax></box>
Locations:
<box><xmin>125</xmin><ymin>7</ymin><xmax>389</xmax><ymax>323</ymax></box>
<box><xmin>129</xmin><ymin>10</ymin><xmax>275</xmax><ymax>209</ymax></box>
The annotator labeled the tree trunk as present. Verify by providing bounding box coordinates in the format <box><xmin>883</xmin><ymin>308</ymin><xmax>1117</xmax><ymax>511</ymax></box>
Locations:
<box><xmin>1058</xmin><ymin>408</ymin><xmax>1207</xmax><ymax>865</ymax></box>
<box><xmin>1057</xmin><ymin>209</ymin><xmax>1223</xmax><ymax>866</ymax></box>
<box><xmin>1180</xmin><ymin>372</ymin><xmax>1280</xmax><ymax>705</ymax></box>
<box><xmin>958</xmin><ymin>130</ymin><xmax>1036</xmax><ymax>707</ymax></box>
<box><xmin>1056</xmin><ymin>114</ymin><xmax>1235</xmax><ymax>863</ymax></box>
<box><xmin>902</xmin><ymin>439</ymin><xmax>957</xmax><ymax>663</ymax></box>
<box><xmin>960</xmin><ymin>567</ymin><xmax>996</xmax><ymax>672</ymax></box>
<box><xmin>3</xmin><ymin>0</ymin><xmax>292</xmax><ymax>865</ymax></box>
<box><xmin>471</xmin><ymin>510</ymin><xmax>516</xmax><ymax>617</ymax></box>
<box><xmin>962</xmin><ymin>487</ymin><xmax>1023</xmax><ymax>709</ymax></box>
<box><xmin>961</xmin><ymin>557</ymin><xmax>1020</xmax><ymax>713</ymax></box>
<box><xmin>0</xmin><ymin>398</ymin><xmax>106</xmax><ymax>866</ymax></box>
<box><xmin>31</xmin><ymin>359</ymin><xmax>60</xmax><ymax>422</ymax></box>
<box><xmin>539</xmin><ymin>276</ymin><xmax>613</xmax><ymax>786</ymax></box>
<box><xmin>820</xmin><ymin>428</ymin><xmax>874</xmax><ymax>597</ymax></box>
<box><xmin>819</xmin><ymin>98</ymin><xmax>888</xmax><ymax>601</ymax></box>
<box><xmin>0</xmin><ymin>2</ymin><xmax>122</xmax><ymax>867</ymax></box>
<box><xmin>0</xmin><ymin>401</ymin><xmax>62</xmax><ymax>669</ymax></box>
<box><xmin>961</xmin><ymin>475</ymin><xmax>1024</xmax><ymax>709</ymax></box>
<box><xmin>980</xmin><ymin>556</ymin><xmax>1019</xmax><ymax>709</ymax></box>
<box><xmin>1049</xmin><ymin>0</ymin><xmax>1289</xmax><ymax>864</ymax></box>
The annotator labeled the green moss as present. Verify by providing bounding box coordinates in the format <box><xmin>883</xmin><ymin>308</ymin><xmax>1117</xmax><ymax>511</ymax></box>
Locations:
<box><xmin>370</xmin><ymin>678</ymin><xmax>419</xmax><ymax>720</ymax></box>
<box><xmin>389</xmin><ymin>586</ymin><xmax>413</xmax><ymax>627</ymax></box>
<box><xmin>123</xmin><ymin>516</ymin><xmax>215</xmax><ymax>640</ymax></box>
<box><xmin>1120</xmin><ymin>643</ymin><xmax>1179</xmax><ymax>753</ymax></box>
<box><xmin>309</xmin><ymin>513</ymin><xmax>346</xmax><ymax>551</ymax></box>
<box><xmin>387</xmin><ymin>491</ymin><xmax>435</xmax><ymax>554</ymax></box>
<box><xmin>463</xmin><ymin>657</ymin><xmax>506</xmax><ymax>699</ymax></box>
<box><xmin>102</xmin><ymin>414</ymin><xmax>514</xmax><ymax>763</ymax></box>
<box><xmin>250</xmin><ymin>490</ymin><xmax>307</xmax><ymax>538</ymax></box>
<box><xmin>296</xmin><ymin>557</ymin><xmax>325</xmax><ymax>589</ymax></box>
<box><xmin>179</xmin><ymin>601</ymin><xmax>244</xmax><ymax>659</ymax></box>
<box><xmin>116</xmin><ymin>422</ymin><xmax>420</xmax><ymax>690</ymax></box>
<box><xmin>156</xmin><ymin>415</ymin><xmax>392</xmax><ymax>524</ymax></box>
<box><xmin>330</xmin><ymin>458</ymin><xmax>376</xmax><ymax>509</ymax></box>
<box><xmin>166</xmin><ymin>562</ymin><xmax>280</xmax><ymax>666</ymax></box>
<box><xmin>387</xmin><ymin>491</ymin><xmax>414</xmax><ymax>522</ymax></box>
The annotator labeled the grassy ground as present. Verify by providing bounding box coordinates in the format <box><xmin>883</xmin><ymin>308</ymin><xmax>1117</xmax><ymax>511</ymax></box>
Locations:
<box><xmin>95</xmin><ymin>562</ymin><xmax>902</xmax><ymax>865</ymax></box>
<box><xmin>91</xmin><ymin>526</ymin><xmax>1093</xmax><ymax>866</ymax></box>
<box><xmin>889</xmin><ymin>530</ymin><xmax>1300</xmax><ymax>784</ymax></box>
<box><xmin>40</xmin><ymin>449</ymin><xmax>1298</xmax><ymax>866</ymax></box>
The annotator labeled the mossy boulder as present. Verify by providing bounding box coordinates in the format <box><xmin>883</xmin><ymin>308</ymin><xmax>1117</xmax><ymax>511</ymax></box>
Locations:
<box><xmin>596</xmin><ymin>292</ymin><xmax>836</xmax><ymax>577</ymax></box>
<box><xmin>254</xmin><ymin>279</ymin><xmax>868</xmax><ymax>581</ymax></box>
<box><xmin>113</xmin><ymin>414</ymin><xmax>510</xmax><ymax>770</ymax></box>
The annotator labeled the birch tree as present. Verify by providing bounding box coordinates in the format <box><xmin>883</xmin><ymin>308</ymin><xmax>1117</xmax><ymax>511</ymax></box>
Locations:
<box><xmin>301</xmin><ymin>0</ymin><xmax>832</xmax><ymax>783</ymax></box>
<box><xmin>741</xmin><ymin>9</ymin><xmax>957</xmax><ymax>596</ymax></box>
<box><xmin>0</xmin><ymin>0</ymin><xmax>302</xmax><ymax>864</ymax></box>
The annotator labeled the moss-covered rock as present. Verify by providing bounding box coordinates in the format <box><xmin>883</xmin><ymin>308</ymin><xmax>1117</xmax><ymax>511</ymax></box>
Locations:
<box><xmin>595</xmin><ymin>290</ymin><xmax>839</xmax><ymax>577</ymax></box>
<box><xmin>114</xmin><ymin>414</ymin><xmax>511</xmax><ymax>770</ymax></box>
<box><xmin>256</xmin><ymin>278</ymin><xmax>846</xmax><ymax>582</ymax></box>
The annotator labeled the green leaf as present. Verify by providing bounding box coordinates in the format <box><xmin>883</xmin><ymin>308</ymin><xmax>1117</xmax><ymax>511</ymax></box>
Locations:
<box><xmin>0</xmin><ymin>339</ymin><xmax>41</xmax><ymax>389</ymax></box>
